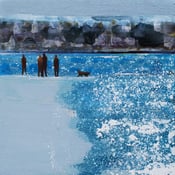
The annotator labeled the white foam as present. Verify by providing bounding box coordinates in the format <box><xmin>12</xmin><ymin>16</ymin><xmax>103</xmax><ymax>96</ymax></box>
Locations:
<box><xmin>168</xmin><ymin>130</ymin><xmax>175</xmax><ymax>155</ymax></box>
<box><xmin>96</xmin><ymin>119</ymin><xmax>161</xmax><ymax>138</ymax></box>
<box><xmin>102</xmin><ymin>163</ymin><xmax>175</xmax><ymax>175</ymax></box>
<box><xmin>132</xmin><ymin>162</ymin><xmax>175</xmax><ymax>175</ymax></box>
<box><xmin>0</xmin><ymin>76</ymin><xmax>91</xmax><ymax>175</ymax></box>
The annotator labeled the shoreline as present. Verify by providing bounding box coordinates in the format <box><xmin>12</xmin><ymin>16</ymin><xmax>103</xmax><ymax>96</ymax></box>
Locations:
<box><xmin>0</xmin><ymin>50</ymin><xmax>175</xmax><ymax>54</ymax></box>
<box><xmin>0</xmin><ymin>76</ymin><xmax>91</xmax><ymax>175</ymax></box>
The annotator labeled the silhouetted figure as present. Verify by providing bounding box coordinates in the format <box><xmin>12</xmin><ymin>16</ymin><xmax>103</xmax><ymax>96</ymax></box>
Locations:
<box><xmin>21</xmin><ymin>54</ymin><xmax>27</xmax><ymax>75</ymax></box>
<box><xmin>38</xmin><ymin>55</ymin><xmax>43</xmax><ymax>77</ymax></box>
<box><xmin>53</xmin><ymin>55</ymin><xmax>59</xmax><ymax>77</ymax></box>
<box><xmin>42</xmin><ymin>53</ymin><xmax>48</xmax><ymax>77</ymax></box>
<box><xmin>77</xmin><ymin>70</ymin><xmax>90</xmax><ymax>77</ymax></box>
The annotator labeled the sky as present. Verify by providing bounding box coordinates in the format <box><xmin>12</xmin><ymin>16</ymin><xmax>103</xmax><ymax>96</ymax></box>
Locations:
<box><xmin>0</xmin><ymin>0</ymin><xmax>175</xmax><ymax>16</ymax></box>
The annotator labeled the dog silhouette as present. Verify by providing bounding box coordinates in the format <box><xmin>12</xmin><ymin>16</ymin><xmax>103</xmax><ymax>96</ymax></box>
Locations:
<box><xmin>77</xmin><ymin>70</ymin><xmax>90</xmax><ymax>77</ymax></box>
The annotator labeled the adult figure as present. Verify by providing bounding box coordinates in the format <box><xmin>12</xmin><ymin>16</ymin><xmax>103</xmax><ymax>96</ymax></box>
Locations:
<box><xmin>53</xmin><ymin>55</ymin><xmax>59</xmax><ymax>77</ymax></box>
<box><xmin>21</xmin><ymin>54</ymin><xmax>27</xmax><ymax>75</ymax></box>
<box><xmin>42</xmin><ymin>53</ymin><xmax>48</xmax><ymax>77</ymax></box>
<box><xmin>37</xmin><ymin>55</ymin><xmax>43</xmax><ymax>77</ymax></box>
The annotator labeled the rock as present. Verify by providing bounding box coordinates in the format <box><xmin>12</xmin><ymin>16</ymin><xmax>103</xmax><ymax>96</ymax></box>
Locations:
<box><xmin>70</xmin><ymin>43</ymin><xmax>84</xmax><ymax>48</ymax></box>
<box><xmin>42</xmin><ymin>39</ymin><xmax>63</xmax><ymax>48</ymax></box>
<box><xmin>8</xmin><ymin>35</ymin><xmax>16</xmax><ymax>50</ymax></box>
<box><xmin>13</xmin><ymin>22</ymin><xmax>21</xmax><ymax>34</ymax></box>
<box><xmin>164</xmin><ymin>35</ymin><xmax>175</xmax><ymax>49</ymax></box>
<box><xmin>74</xmin><ymin>34</ymin><xmax>84</xmax><ymax>44</ymax></box>
<box><xmin>92</xmin><ymin>22</ymin><xmax>105</xmax><ymax>36</ymax></box>
<box><xmin>130</xmin><ymin>23</ymin><xmax>164</xmax><ymax>47</ymax></box>
<box><xmin>1</xmin><ymin>35</ymin><xmax>16</xmax><ymax>50</ymax></box>
<box><xmin>40</xmin><ymin>26</ymin><xmax>49</xmax><ymax>39</ymax></box>
<box><xmin>31</xmin><ymin>22</ymin><xmax>39</xmax><ymax>34</ymax></box>
<box><xmin>83</xmin><ymin>31</ymin><xmax>96</xmax><ymax>45</ymax></box>
<box><xmin>83</xmin><ymin>23</ymin><xmax>105</xmax><ymax>45</ymax></box>
<box><xmin>62</xmin><ymin>26</ymin><xmax>82</xmax><ymax>43</ymax></box>
<box><xmin>22</xmin><ymin>22</ymin><xmax>32</xmax><ymax>32</ymax></box>
<box><xmin>82</xmin><ymin>24</ymin><xmax>92</xmax><ymax>33</ymax></box>
<box><xmin>111</xmin><ymin>36</ymin><xmax>123</xmax><ymax>47</ymax></box>
<box><xmin>124</xmin><ymin>37</ymin><xmax>135</xmax><ymax>47</ymax></box>
<box><xmin>111</xmin><ymin>24</ymin><xmax>123</xmax><ymax>35</ymax></box>
<box><xmin>0</xmin><ymin>27</ymin><xmax>13</xmax><ymax>42</ymax></box>
<box><xmin>93</xmin><ymin>33</ymin><xmax>106</xmax><ymax>46</ymax></box>
<box><xmin>110</xmin><ymin>37</ymin><xmax>135</xmax><ymax>48</ymax></box>
<box><xmin>160</xmin><ymin>22</ymin><xmax>175</xmax><ymax>35</ymax></box>
<box><xmin>22</xmin><ymin>37</ymin><xmax>37</xmax><ymax>49</ymax></box>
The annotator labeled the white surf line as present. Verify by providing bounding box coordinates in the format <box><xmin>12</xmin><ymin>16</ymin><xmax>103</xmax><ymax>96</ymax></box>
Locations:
<box><xmin>0</xmin><ymin>76</ymin><xmax>91</xmax><ymax>175</ymax></box>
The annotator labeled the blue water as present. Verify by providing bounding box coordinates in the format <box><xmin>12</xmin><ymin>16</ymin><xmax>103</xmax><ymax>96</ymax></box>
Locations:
<box><xmin>0</xmin><ymin>52</ymin><xmax>175</xmax><ymax>174</ymax></box>
<box><xmin>0</xmin><ymin>53</ymin><xmax>175</xmax><ymax>76</ymax></box>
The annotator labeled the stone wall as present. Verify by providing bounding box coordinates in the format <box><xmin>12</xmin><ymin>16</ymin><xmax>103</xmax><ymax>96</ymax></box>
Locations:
<box><xmin>0</xmin><ymin>16</ymin><xmax>175</xmax><ymax>52</ymax></box>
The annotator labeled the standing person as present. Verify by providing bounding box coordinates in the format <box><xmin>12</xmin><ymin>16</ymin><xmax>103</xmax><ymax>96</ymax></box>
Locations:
<box><xmin>53</xmin><ymin>55</ymin><xmax>59</xmax><ymax>77</ymax></box>
<box><xmin>21</xmin><ymin>54</ymin><xmax>27</xmax><ymax>75</ymax></box>
<box><xmin>37</xmin><ymin>55</ymin><xmax>43</xmax><ymax>77</ymax></box>
<box><xmin>42</xmin><ymin>53</ymin><xmax>48</xmax><ymax>77</ymax></box>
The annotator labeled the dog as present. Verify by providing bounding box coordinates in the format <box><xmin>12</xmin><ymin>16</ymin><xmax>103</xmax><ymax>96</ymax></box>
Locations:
<box><xmin>77</xmin><ymin>70</ymin><xmax>90</xmax><ymax>77</ymax></box>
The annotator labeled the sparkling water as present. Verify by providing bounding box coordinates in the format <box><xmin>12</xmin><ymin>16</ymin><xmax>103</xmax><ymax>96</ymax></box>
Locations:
<box><xmin>0</xmin><ymin>52</ymin><xmax>175</xmax><ymax>175</ymax></box>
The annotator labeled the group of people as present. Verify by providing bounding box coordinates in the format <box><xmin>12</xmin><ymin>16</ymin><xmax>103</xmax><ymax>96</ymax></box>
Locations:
<box><xmin>21</xmin><ymin>53</ymin><xmax>59</xmax><ymax>77</ymax></box>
